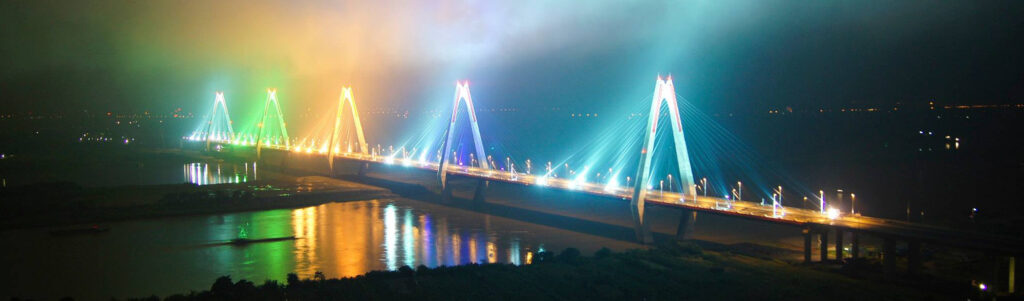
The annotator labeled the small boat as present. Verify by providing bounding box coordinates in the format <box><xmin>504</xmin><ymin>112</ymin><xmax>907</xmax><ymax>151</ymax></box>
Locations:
<box><xmin>229</xmin><ymin>236</ymin><xmax>297</xmax><ymax>246</ymax></box>
<box><xmin>49</xmin><ymin>225</ymin><xmax>110</xmax><ymax>236</ymax></box>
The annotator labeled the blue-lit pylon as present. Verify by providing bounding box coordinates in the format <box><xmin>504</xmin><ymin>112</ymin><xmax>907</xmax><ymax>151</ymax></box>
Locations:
<box><xmin>328</xmin><ymin>87</ymin><xmax>368</xmax><ymax>174</ymax></box>
<box><xmin>256</xmin><ymin>89</ymin><xmax>290</xmax><ymax>159</ymax></box>
<box><xmin>438</xmin><ymin>81</ymin><xmax>490</xmax><ymax>191</ymax></box>
<box><xmin>631</xmin><ymin>75</ymin><xmax>696</xmax><ymax>243</ymax></box>
<box><xmin>204</xmin><ymin>92</ymin><xmax>234</xmax><ymax>151</ymax></box>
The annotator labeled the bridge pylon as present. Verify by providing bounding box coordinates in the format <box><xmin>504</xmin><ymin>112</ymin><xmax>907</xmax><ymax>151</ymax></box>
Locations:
<box><xmin>328</xmin><ymin>87</ymin><xmax>369</xmax><ymax>176</ymax></box>
<box><xmin>631</xmin><ymin>75</ymin><xmax>696</xmax><ymax>244</ymax></box>
<box><xmin>204</xmin><ymin>92</ymin><xmax>235</xmax><ymax>151</ymax></box>
<box><xmin>437</xmin><ymin>81</ymin><xmax>489</xmax><ymax>202</ymax></box>
<box><xmin>256</xmin><ymin>89</ymin><xmax>291</xmax><ymax>160</ymax></box>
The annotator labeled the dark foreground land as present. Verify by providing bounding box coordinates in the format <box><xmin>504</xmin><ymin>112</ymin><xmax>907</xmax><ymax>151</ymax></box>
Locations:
<box><xmin>109</xmin><ymin>243</ymin><xmax>977</xmax><ymax>301</ymax></box>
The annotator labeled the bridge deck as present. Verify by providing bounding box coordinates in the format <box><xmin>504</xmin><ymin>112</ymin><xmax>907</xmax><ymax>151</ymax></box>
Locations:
<box><xmin>233</xmin><ymin>144</ymin><xmax>1024</xmax><ymax>256</ymax></box>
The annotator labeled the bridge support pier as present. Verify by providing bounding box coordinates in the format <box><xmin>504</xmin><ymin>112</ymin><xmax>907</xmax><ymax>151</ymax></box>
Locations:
<box><xmin>630</xmin><ymin>199</ymin><xmax>654</xmax><ymax>244</ymax></box>
<box><xmin>674</xmin><ymin>209</ymin><xmax>697</xmax><ymax>241</ymax></box>
<box><xmin>851</xmin><ymin>232</ymin><xmax>860</xmax><ymax>259</ymax></box>
<box><xmin>819</xmin><ymin>229</ymin><xmax>829</xmax><ymax>262</ymax></box>
<box><xmin>907</xmin><ymin>240</ymin><xmax>922</xmax><ymax>276</ymax></box>
<box><xmin>472</xmin><ymin>179</ymin><xmax>487</xmax><ymax>203</ymax></box>
<box><xmin>803</xmin><ymin>228</ymin><xmax>813</xmax><ymax>264</ymax></box>
<box><xmin>882</xmin><ymin>238</ymin><xmax>897</xmax><ymax>275</ymax></box>
<box><xmin>835</xmin><ymin>228</ymin><xmax>844</xmax><ymax>261</ymax></box>
<box><xmin>439</xmin><ymin>178</ymin><xmax>487</xmax><ymax>204</ymax></box>
<box><xmin>358</xmin><ymin>162</ymin><xmax>368</xmax><ymax>177</ymax></box>
<box><xmin>441</xmin><ymin>185</ymin><xmax>454</xmax><ymax>202</ymax></box>
<box><xmin>277</xmin><ymin>152</ymin><xmax>289</xmax><ymax>173</ymax></box>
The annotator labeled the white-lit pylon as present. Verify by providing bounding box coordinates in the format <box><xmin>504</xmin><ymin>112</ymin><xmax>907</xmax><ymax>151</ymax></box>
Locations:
<box><xmin>438</xmin><ymin>81</ymin><xmax>490</xmax><ymax>190</ymax></box>
<box><xmin>328</xmin><ymin>87</ymin><xmax>368</xmax><ymax>174</ymax></box>
<box><xmin>256</xmin><ymin>89</ymin><xmax>291</xmax><ymax>159</ymax></box>
<box><xmin>630</xmin><ymin>75</ymin><xmax>696</xmax><ymax>243</ymax></box>
<box><xmin>205</xmin><ymin>92</ymin><xmax>234</xmax><ymax>151</ymax></box>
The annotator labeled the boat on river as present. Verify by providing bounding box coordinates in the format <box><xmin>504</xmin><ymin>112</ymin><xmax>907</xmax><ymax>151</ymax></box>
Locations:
<box><xmin>49</xmin><ymin>225</ymin><xmax>110</xmax><ymax>236</ymax></box>
<box><xmin>228</xmin><ymin>236</ymin><xmax>297</xmax><ymax>246</ymax></box>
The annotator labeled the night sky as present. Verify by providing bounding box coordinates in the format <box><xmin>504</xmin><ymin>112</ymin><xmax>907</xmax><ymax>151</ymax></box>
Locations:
<box><xmin>1</xmin><ymin>0</ymin><xmax>1022</xmax><ymax>114</ymax></box>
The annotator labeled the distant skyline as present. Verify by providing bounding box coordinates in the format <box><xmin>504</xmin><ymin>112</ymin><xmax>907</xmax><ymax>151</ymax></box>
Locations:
<box><xmin>1</xmin><ymin>0</ymin><xmax>1022</xmax><ymax>116</ymax></box>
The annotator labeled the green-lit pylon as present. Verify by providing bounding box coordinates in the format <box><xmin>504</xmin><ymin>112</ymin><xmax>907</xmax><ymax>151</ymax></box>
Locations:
<box><xmin>631</xmin><ymin>75</ymin><xmax>696</xmax><ymax>244</ymax></box>
<box><xmin>256</xmin><ymin>89</ymin><xmax>290</xmax><ymax>159</ymax></box>
<box><xmin>328</xmin><ymin>87</ymin><xmax>368</xmax><ymax>174</ymax></box>
<box><xmin>205</xmin><ymin>92</ymin><xmax>234</xmax><ymax>151</ymax></box>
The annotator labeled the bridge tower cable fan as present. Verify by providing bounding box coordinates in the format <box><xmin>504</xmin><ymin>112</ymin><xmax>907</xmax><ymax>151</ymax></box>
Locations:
<box><xmin>256</xmin><ymin>89</ymin><xmax>291</xmax><ymax>160</ymax></box>
<box><xmin>327</xmin><ymin>87</ymin><xmax>369</xmax><ymax>175</ymax></box>
<box><xmin>437</xmin><ymin>81</ymin><xmax>490</xmax><ymax>202</ymax></box>
<box><xmin>631</xmin><ymin>75</ymin><xmax>697</xmax><ymax>243</ymax></box>
<box><xmin>205</xmin><ymin>92</ymin><xmax>235</xmax><ymax>151</ymax></box>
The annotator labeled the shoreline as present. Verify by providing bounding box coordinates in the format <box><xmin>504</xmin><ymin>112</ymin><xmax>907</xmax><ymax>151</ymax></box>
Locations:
<box><xmin>0</xmin><ymin>176</ymin><xmax>395</xmax><ymax>231</ymax></box>
<box><xmin>112</xmin><ymin>243</ymin><xmax>968</xmax><ymax>301</ymax></box>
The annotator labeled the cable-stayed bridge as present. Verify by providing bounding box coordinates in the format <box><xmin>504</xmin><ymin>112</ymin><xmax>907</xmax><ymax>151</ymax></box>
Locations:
<box><xmin>183</xmin><ymin>77</ymin><xmax>1021</xmax><ymax>290</ymax></box>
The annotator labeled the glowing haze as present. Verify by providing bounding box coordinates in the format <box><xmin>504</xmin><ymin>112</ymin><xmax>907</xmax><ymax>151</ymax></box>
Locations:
<box><xmin>2</xmin><ymin>0</ymin><xmax>1020</xmax><ymax>117</ymax></box>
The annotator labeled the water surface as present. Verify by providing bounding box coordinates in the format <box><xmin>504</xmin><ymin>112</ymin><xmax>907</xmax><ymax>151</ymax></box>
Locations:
<box><xmin>0</xmin><ymin>198</ymin><xmax>637</xmax><ymax>300</ymax></box>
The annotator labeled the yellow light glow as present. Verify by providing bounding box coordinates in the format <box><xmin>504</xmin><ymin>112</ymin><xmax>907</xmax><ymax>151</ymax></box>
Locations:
<box><xmin>827</xmin><ymin>207</ymin><xmax>840</xmax><ymax>220</ymax></box>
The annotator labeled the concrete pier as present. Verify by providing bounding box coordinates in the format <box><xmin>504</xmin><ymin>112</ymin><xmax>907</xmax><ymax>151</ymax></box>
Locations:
<box><xmin>835</xmin><ymin>228</ymin><xmax>844</xmax><ymax>261</ymax></box>
<box><xmin>803</xmin><ymin>228</ymin><xmax>812</xmax><ymax>263</ymax></box>
<box><xmin>675</xmin><ymin>209</ymin><xmax>697</xmax><ymax>241</ymax></box>
<box><xmin>819</xmin><ymin>229</ymin><xmax>829</xmax><ymax>262</ymax></box>
<box><xmin>851</xmin><ymin>232</ymin><xmax>860</xmax><ymax>259</ymax></box>
<box><xmin>883</xmin><ymin>238</ymin><xmax>896</xmax><ymax>275</ymax></box>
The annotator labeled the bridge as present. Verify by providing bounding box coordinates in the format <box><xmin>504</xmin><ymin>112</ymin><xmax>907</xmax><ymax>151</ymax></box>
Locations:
<box><xmin>184</xmin><ymin>77</ymin><xmax>1021</xmax><ymax>293</ymax></box>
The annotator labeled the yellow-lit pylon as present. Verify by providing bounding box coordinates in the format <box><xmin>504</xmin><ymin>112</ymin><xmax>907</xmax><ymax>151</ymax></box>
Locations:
<box><xmin>328</xmin><ymin>87</ymin><xmax>368</xmax><ymax>174</ymax></box>
<box><xmin>205</xmin><ymin>92</ymin><xmax>234</xmax><ymax>151</ymax></box>
<box><xmin>630</xmin><ymin>75</ymin><xmax>696</xmax><ymax>244</ymax></box>
<box><xmin>256</xmin><ymin>89</ymin><xmax>290</xmax><ymax>159</ymax></box>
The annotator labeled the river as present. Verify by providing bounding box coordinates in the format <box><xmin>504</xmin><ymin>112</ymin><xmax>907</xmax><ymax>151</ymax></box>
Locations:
<box><xmin>0</xmin><ymin>197</ymin><xmax>638</xmax><ymax>300</ymax></box>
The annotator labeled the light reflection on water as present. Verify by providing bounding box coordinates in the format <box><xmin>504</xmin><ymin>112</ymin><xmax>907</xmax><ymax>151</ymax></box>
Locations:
<box><xmin>1</xmin><ymin>198</ymin><xmax>634</xmax><ymax>300</ymax></box>
<box><xmin>289</xmin><ymin>201</ymin><xmax>543</xmax><ymax>278</ymax></box>
<box><xmin>2</xmin><ymin>195</ymin><xmax>647</xmax><ymax>298</ymax></box>
<box><xmin>182</xmin><ymin>162</ymin><xmax>257</xmax><ymax>185</ymax></box>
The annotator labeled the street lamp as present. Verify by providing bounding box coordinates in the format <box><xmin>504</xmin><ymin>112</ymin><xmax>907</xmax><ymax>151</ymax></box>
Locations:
<box><xmin>850</xmin><ymin>193</ymin><xmax>856</xmax><ymax>214</ymax></box>
<box><xmin>819</xmin><ymin>189</ymin><xmax>825</xmax><ymax>214</ymax></box>
<box><xmin>737</xmin><ymin>181</ymin><xmax>742</xmax><ymax>202</ymax></box>
<box><xmin>772</xmin><ymin>193</ymin><xmax>779</xmax><ymax>217</ymax></box>
<box><xmin>667</xmin><ymin>174</ymin><xmax>673</xmax><ymax>192</ymax></box>
<box><xmin>701</xmin><ymin>178</ymin><xmax>707</xmax><ymax>197</ymax></box>
<box><xmin>777</xmin><ymin>186</ymin><xmax>783</xmax><ymax>207</ymax></box>
<box><xmin>691</xmin><ymin>184</ymin><xmax>697</xmax><ymax>203</ymax></box>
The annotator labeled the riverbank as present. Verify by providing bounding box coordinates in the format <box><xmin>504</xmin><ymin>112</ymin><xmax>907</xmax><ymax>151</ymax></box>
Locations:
<box><xmin>118</xmin><ymin>242</ymin><xmax>971</xmax><ymax>301</ymax></box>
<box><xmin>0</xmin><ymin>175</ymin><xmax>394</xmax><ymax>231</ymax></box>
